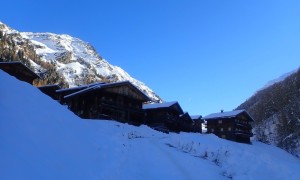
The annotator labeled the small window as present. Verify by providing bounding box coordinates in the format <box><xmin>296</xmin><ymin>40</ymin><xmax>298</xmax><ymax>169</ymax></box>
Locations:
<box><xmin>221</xmin><ymin>135</ymin><xmax>226</xmax><ymax>139</ymax></box>
<box><xmin>218</xmin><ymin>120</ymin><xmax>222</xmax><ymax>124</ymax></box>
<box><xmin>220</xmin><ymin>128</ymin><xmax>224</xmax><ymax>132</ymax></box>
<box><xmin>211</xmin><ymin>128</ymin><xmax>214</xmax><ymax>132</ymax></box>
<box><xmin>228</xmin><ymin>127</ymin><xmax>232</xmax><ymax>131</ymax></box>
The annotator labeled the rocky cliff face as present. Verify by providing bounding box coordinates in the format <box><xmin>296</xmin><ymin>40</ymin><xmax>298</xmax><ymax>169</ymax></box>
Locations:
<box><xmin>0</xmin><ymin>21</ymin><xmax>161</xmax><ymax>101</ymax></box>
<box><xmin>237</xmin><ymin>68</ymin><xmax>300</xmax><ymax>158</ymax></box>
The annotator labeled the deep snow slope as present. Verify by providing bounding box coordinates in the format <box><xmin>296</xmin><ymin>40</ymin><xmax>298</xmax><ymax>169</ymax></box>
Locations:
<box><xmin>1</xmin><ymin>70</ymin><xmax>300</xmax><ymax>180</ymax></box>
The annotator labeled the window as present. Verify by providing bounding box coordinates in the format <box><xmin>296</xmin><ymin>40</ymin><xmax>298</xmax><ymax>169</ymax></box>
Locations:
<box><xmin>228</xmin><ymin>127</ymin><xmax>232</xmax><ymax>131</ymax></box>
<box><xmin>221</xmin><ymin>135</ymin><xmax>226</xmax><ymax>139</ymax></box>
<box><xmin>211</xmin><ymin>128</ymin><xmax>214</xmax><ymax>132</ymax></box>
<box><xmin>220</xmin><ymin>128</ymin><xmax>224</xmax><ymax>132</ymax></box>
<box><xmin>218</xmin><ymin>120</ymin><xmax>222</xmax><ymax>124</ymax></box>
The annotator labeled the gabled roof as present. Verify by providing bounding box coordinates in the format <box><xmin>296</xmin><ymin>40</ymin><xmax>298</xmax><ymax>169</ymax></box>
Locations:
<box><xmin>143</xmin><ymin>101</ymin><xmax>184</xmax><ymax>114</ymax></box>
<box><xmin>56</xmin><ymin>82</ymin><xmax>104</xmax><ymax>93</ymax></box>
<box><xmin>180</xmin><ymin>112</ymin><xmax>193</xmax><ymax>121</ymax></box>
<box><xmin>38</xmin><ymin>84</ymin><xmax>61</xmax><ymax>100</ymax></box>
<box><xmin>38</xmin><ymin>84</ymin><xmax>61</xmax><ymax>90</ymax></box>
<box><xmin>63</xmin><ymin>81</ymin><xmax>151</xmax><ymax>101</ymax></box>
<box><xmin>191</xmin><ymin>115</ymin><xmax>202</xmax><ymax>120</ymax></box>
<box><xmin>143</xmin><ymin>101</ymin><xmax>178</xmax><ymax>109</ymax></box>
<box><xmin>203</xmin><ymin>109</ymin><xmax>254</xmax><ymax>122</ymax></box>
<box><xmin>0</xmin><ymin>61</ymin><xmax>40</xmax><ymax>81</ymax></box>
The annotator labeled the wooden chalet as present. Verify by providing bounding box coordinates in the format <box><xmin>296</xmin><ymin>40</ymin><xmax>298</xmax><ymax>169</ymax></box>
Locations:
<box><xmin>190</xmin><ymin>115</ymin><xmax>203</xmax><ymax>133</ymax></box>
<box><xmin>38</xmin><ymin>85</ymin><xmax>61</xmax><ymax>100</ymax></box>
<box><xmin>179</xmin><ymin>112</ymin><xmax>196</xmax><ymax>132</ymax></box>
<box><xmin>203</xmin><ymin>110</ymin><xmax>254</xmax><ymax>144</ymax></box>
<box><xmin>143</xmin><ymin>101</ymin><xmax>185</xmax><ymax>132</ymax></box>
<box><xmin>59</xmin><ymin>81</ymin><xmax>151</xmax><ymax>125</ymax></box>
<box><xmin>0</xmin><ymin>61</ymin><xmax>40</xmax><ymax>85</ymax></box>
<box><xmin>55</xmin><ymin>83</ymin><xmax>100</xmax><ymax>104</ymax></box>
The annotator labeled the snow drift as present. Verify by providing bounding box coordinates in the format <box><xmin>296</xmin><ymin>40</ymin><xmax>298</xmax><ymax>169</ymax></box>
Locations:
<box><xmin>1</xmin><ymin>70</ymin><xmax>300</xmax><ymax>180</ymax></box>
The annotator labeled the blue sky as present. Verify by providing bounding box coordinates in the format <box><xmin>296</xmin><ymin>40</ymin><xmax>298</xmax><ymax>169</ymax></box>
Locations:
<box><xmin>1</xmin><ymin>0</ymin><xmax>299</xmax><ymax>116</ymax></box>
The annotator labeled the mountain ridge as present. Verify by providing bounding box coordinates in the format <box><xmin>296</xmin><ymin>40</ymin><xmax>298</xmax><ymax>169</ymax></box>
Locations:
<box><xmin>237</xmin><ymin>67</ymin><xmax>300</xmax><ymax>158</ymax></box>
<box><xmin>258</xmin><ymin>68</ymin><xmax>298</xmax><ymax>92</ymax></box>
<box><xmin>0</xmin><ymin>21</ymin><xmax>161</xmax><ymax>101</ymax></box>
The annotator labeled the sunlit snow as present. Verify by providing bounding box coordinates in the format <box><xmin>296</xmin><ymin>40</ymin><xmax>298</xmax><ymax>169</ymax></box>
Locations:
<box><xmin>19</xmin><ymin>32</ymin><xmax>160</xmax><ymax>100</ymax></box>
<box><xmin>1</xmin><ymin>71</ymin><xmax>300</xmax><ymax>180</ymax></box>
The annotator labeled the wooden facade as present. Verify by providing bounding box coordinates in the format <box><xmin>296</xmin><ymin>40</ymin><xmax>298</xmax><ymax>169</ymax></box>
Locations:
<box><xmin>143</xmin><ymin>101</ymin><xmax>185</xmax><ymax>132</ymax></box>
<box><xmin>204</xmin><ymin>110</ymin><xmax>254</xmax><ymax>144</ymax></box>
<box><xmin>59</xmin><ymin>81</ymin><xmax>151</xmax><ymax>125</ymax></box>
<box><xmin>56</xmin><ymin>83</ymin><xmax>101</xmax><ymax>104</ymax></box>
<box><xmin>179</xmin><ymin>112</ymin><xmax>196</xmax><ymax>132</ymax></box>
<box><xmin>0</xmin><ymin>61</ymin><xmax>40</xmax><ymax>85</ymax></box>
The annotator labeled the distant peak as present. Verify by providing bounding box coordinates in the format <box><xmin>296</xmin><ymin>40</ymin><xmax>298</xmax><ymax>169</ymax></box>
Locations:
<box><xmin>0</xmin><ymin>21</ymin><xmax>18</xmax><ymax>34</ymax></box>
<box><xmin>260</xmin><ymin>68</ymin><xmax>298</xmax><ymax>91</ymax></box>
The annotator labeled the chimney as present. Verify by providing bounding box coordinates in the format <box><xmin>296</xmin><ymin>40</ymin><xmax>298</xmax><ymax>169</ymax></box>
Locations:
<box><xmin>221</xmin><ymin>109</ymin><xmax>224</xmax><ymax>113</ymax></box>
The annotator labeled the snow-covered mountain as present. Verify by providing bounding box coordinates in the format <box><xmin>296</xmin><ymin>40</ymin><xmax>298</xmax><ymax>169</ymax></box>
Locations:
<box><xmin>237</xmin><ymin>68</ymin><xmax>300</xmax><ymax>158</ymax></box>
<box><xmin>259</xmin><ymin>68</ymin><xmax>298</xmax><ymax>91</ymax></box>
<box><xmin>0</xmin><ymin>21</ymin><xmax>160</xmax><ymax>101</ymax></box>
<box><xmin>1</xmin><ymin>70</ymin><xmax>300</xmax><ymax>179</ymax></box>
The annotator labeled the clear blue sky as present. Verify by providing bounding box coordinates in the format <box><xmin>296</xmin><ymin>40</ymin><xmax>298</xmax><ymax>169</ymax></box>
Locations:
<box><xmin>1</xmin><ymin>0</ymin><xmax>299</xmax><ymax>116</ymax></box>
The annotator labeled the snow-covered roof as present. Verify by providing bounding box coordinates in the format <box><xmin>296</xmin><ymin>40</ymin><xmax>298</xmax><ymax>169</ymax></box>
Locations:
<box><xmin>143</xmin><ymin>101</ymin><xmax>184</xmax><ymax>114</ymax></box>
<box><xmin>63</xmin><ymin>81</ymin><xmax>151</xmax><ymax>101</ymax></box>
<box><xmin>56</xmin><ymin>82</ymin><xmax>104</xmax><ymax>93</ymax></box>
<box><xmin>203</xmin><ymin>110</ymin><xmax>254</xmax><ymax>121</ymax></box>
<box><xmin>143</xmin><ymin>101</ymin><xmax>178</xmax><ymax>109</ymax></box>
<box><xmin>191</xmin><ymin>115</ymin><xmax>202</xmax><ymax>120</ymax></box>
<box><xmin>0</xmin><ymin>61</ymin><xmax>40</xmax><ymax>79</ymax></box>
<box><xmin>64</xmin><ymin>84</ymin><xmax>102</xmax><ymax>99</ymax></box>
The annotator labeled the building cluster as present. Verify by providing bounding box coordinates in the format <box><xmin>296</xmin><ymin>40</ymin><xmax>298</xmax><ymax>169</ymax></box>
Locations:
<box><xmin>0</xmin><ymin>61</ymin><xmax>254</xmax><ymax>144</ymax></box>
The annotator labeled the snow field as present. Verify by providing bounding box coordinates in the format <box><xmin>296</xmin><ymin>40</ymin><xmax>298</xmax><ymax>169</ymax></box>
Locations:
<box><xmin>1</xmin><ymin>70</ymin><xmax>300</xmax><ymax>180</ymax></box>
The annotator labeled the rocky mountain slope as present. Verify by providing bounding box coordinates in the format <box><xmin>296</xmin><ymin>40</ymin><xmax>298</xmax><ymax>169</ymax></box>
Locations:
<box><xmin>0</xmin><ymin>21</ymin><xmax>160</xmax><ymax>101</ymax></box>
<box><xmin>237</xmin><ymin>68</ymin><xmax>300</xmax><ymax>158</ymax></box>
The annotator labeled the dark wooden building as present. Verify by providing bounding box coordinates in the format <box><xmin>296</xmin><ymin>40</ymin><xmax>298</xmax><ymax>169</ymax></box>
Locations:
<box><xmin>143</xmin><ymin>101</ymin><xmax>185</xmax><ymax>132</ymax></box>
<box><xmin>55</xmin><ymin>84</ymin><xmax>99</xmax><ymax>104</ymax></box>
<box><xmin>38</xmin><ymin>85</ymin><xmax>61</xmax><ymax>100</ymax></box>
<box><xmin>204</xmin><ymin>110</ymin><xmax>254</xmax><ymax>144</ymax></box>
<box><xmin>179</xmin><ymin>112</ymin><xmax>197</xmax><ymax>132</ymax></box>
<box><xmin>60</xmin><ymin>81</ymin><xmax>151</xmax><ymax>125</ymax></box>
<box><xmin>191</xmin><ymin>115</ymin><xmax>203</xmax><ymax>133</ymax></box>
<box><xmin>0</xmin><ymin>61</ymin><xmax>40</xmax><ymax>85</ymax></box>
